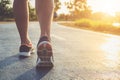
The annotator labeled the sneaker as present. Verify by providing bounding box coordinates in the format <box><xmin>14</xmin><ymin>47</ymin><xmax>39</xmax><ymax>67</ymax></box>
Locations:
<box><xmin>36</xmin><ymin>36</ymin><xmax>54</xmax><ymax>68</ymax></box>
<box><xmin>19</xmin><ymin>45</ymin><xmax>35</xmax><ymax>57</ymax></box>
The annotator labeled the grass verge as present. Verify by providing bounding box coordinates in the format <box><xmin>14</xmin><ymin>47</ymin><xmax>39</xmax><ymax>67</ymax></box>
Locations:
<box><xmin>59</xmin><ymin>19</ymin><xmax>120</xmax><ymax>35</ymax></box>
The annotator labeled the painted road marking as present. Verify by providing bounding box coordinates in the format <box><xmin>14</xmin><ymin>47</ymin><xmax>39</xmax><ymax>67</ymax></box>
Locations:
<box><xmin>51</xmin><ymin>34</ymin><xmax>66</xmax><ymax>41</ymax></box>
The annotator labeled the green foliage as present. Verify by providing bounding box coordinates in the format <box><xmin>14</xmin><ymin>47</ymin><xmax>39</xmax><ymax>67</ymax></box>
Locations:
<box><xmin>63</xmin><ymin>0</ymin><xmax>92</xmax><ymax>20</ymax></box>
<box><xmin>66</xmin><ymin>0</ymin><xmax>87</xmax><ymax>10</ymax></box>
<box><xmin>60</xmin><ymin>18</ymin><xmax>120</xmax><ymax>35</ymax></box>
<box><xmin>54</xmin><ymin>0</ymin><xmax>61</xmax><ymax>12</ymax></box>
<box><xmin>0</xmin><ymin>0</ymin><xmax>14</xmax><ymax>20</ymax></box>
<box><xmin>28</xmin><ymin>0</ymin><xmax>61</xmax><ymax>21</ymax></box>
<box><xmin>0</xmin><ymin>0</ymin><xmax>37</xmax><ymax>21</ymax></box>
<box><xmin>74</xmin><ymin>18</ymin><xmax>115</xmax><ymax>31</ymax></box>
<box><xmin>75</xmin><ymin>18</ymin><xmax>92</xmax><ymax>27</ymax></box>
<box><xmin>55</xmin><ymin>14</ymin><xmax>68</xmax><ymax>21</ymax></box>
<box><xmin>28</xmin><ymin>2</ymin><xmax>37</xmax><ymax>21</ymax></box>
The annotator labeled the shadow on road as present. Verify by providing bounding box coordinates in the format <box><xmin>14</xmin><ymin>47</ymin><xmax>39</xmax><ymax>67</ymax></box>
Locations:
<box><xmin>0</xmin><ymin>54</ymin><xmax>52</xmax><ymax>80</ymax></box>
<box><xmin>15</xmin><ymin>67</ymin><xmax>52</xmax><ymax>80</ymax></box>
<box><xmin>35</xmin><ymin>67</ymin><xmax>53</xmax><ymax>80</ymax></box>
<box><xmin>0</xmin><ymin>54</ymin><xmax>19</xmax><ymax>69</ymax></box>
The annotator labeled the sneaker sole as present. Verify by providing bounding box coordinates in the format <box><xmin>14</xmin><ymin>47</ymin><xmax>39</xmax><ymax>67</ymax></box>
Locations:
<box><xmin>19</xmin><ymin>49</ymin><xmax>35</xmax><ymax>57</ymax></box>
<box><xmin>36</xmin><ymin>42</ymin><xmax>53</xmax><ymax>68</ymax></box>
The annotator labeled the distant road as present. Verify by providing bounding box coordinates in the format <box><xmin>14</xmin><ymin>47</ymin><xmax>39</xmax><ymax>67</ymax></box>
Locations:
<box><xmin>0</xmin><ymin>22</ymin><xmax>120</xmax><ymax>80</ymax></box>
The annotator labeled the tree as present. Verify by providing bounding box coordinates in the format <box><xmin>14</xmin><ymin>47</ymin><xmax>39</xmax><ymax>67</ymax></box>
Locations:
<box><xmin>54</xmin><ymin>0</ymin><xmax>61</xmax><ymax>12</ymax></box>
<box><xmin>0</xmin><ymin>0</ymin><xmax>13</xmax><ymax>20</ymax></box>
<box><xmin>65</xmin><ymin>0</ymin><xmax>87</xmax><ymax>11</ymax></box>
<box><xmin>65</xmin><ymin>0</ymin><xmax>92</xmax><ymax>19</ymax></box>
<box><xmin>53</xmin><ymin>0</ymin><xmax>61</xmax><ymax>19</ymax></box>
<box><xmin>28</xmin><ymin>2</ymin><xmax>37</xmax><ymax>21</ymax></box>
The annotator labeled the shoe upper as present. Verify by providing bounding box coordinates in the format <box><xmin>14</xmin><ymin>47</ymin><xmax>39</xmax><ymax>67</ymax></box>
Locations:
<box><xmin>37</xmin><ymin>36</ymin><xmax>50</xmax><ymax>47</ymax></box>
<box><xmin>19</xmin><ymin>45</ymin><xmax>33</xmax><ymax>52</ymax></box>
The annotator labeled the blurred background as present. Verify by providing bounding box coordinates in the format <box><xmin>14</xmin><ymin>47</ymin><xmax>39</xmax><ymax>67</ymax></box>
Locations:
<box><xmin>0</xmin><ymin>0</ymin><xmax>120</xmax><ymax>35</ymax></box>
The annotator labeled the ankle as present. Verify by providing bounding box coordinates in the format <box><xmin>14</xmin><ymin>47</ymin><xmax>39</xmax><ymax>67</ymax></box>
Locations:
<box><xmin>41</xmin><ymin>34</ymin><xmax>51</xmax><ymax>41</ymax></box>
<box><xmin>21</xmin><ymin>43</ymin><xmax>32</xmax><ymax>47</ymax></box>
<box><xmin>21</xmin><ymin>40</ymin><xmax>32</xmax><ymax>47</ymax></box>
<box><xmin>40</xmin><ymin>36</ymin><xmax>51</xmax><ymax>42</ymax></box>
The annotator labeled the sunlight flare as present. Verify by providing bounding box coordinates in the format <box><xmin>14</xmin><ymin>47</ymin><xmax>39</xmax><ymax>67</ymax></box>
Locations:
<box><xmin>87</xmin><ymin>0</ymin><xmax>120</xmax><ymax>16</ymax></box>
<box><xmin>57</xmin><ymin>0</ymin><xmax>70</xmax><ymax>15</ymax></box>
<box><xmin>101</xmin><ymin>36</ymin><xmax>120</xmax><ymax>68</ymax></box>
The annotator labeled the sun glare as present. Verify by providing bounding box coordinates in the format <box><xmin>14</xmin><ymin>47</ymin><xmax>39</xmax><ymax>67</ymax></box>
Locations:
<box><xmin>58</xmin><ymin>0</ymin><xmax>120</xmax><ymax>15</ymax></box>
<box><xmin>87</xmin><ymin>0</ymin><xmax>120</xmax><ymax>16</ymax></box>
<box><xmin>29</xmin><ymin>0</ymin><xmax>120</xmax><ymax>16</ymax></box>
<box><xmin>57</xmin><ymin>5</ymin><xmax>70</xmax><ymax>15</ymax></box>
<box><xmin>101</xmin><ymin>36</ymin><xmax>120</xmax><ymax>68</ymax></box>
<box><xmin>57</xmin><ymin>0</ymin><xmax>70</xmax><ymax>15</ymax></box>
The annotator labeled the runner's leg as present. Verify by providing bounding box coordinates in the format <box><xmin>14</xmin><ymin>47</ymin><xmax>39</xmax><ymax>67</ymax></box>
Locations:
<box><xmin>13</xmin><ymin>0</ymin><xmax>31</xmax><ymax>45</ymax></box>
<box><xmin>35</xmin><ymin>0</ymin><xmax>54</xmax><ymax>40</ymax></box>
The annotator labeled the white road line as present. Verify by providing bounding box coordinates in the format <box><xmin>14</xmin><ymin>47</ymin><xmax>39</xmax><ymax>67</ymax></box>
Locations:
<box><xmin>51</xmin><ymin>34</ymin><xmax>66</xmax><ymax>41</ymax></box>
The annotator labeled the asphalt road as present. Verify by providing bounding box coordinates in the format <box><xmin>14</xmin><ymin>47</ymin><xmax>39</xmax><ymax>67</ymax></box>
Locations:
<box><xmin>0</xmin><ymin>22</ymin><xmax>120</xmax><ymax>80</ymax></box>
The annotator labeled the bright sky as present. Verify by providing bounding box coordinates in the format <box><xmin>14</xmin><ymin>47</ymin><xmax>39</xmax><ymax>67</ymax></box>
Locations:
<box><xmin>28</xmin><ymin>0</ymin><xmax>120</xmax><ymax>16</ymax></box>
<box><xmin>87</xmin><ymin>0</ymin><xmax>120</xmax><ymax>16</ymax></box>
<box><xmin>57</xmin><ymin>0</ymin><xmax>70</xmax><ymax>15</ymax></box>
<box><xmin>59</xmin><ymin>0</ymin><xmax>120</xmax><ymax>16</ymax></box>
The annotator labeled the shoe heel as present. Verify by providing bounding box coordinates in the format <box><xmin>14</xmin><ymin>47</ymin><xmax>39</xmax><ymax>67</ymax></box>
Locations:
<box><xmin>37</xmin><ymin>41</ymin><xmax>53</xmax><ymax>68</ymax></box>
<box><xmin>37</xmin><ymin>48</ymin><xmax>52</xmax><ymax>60</ymax></box>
